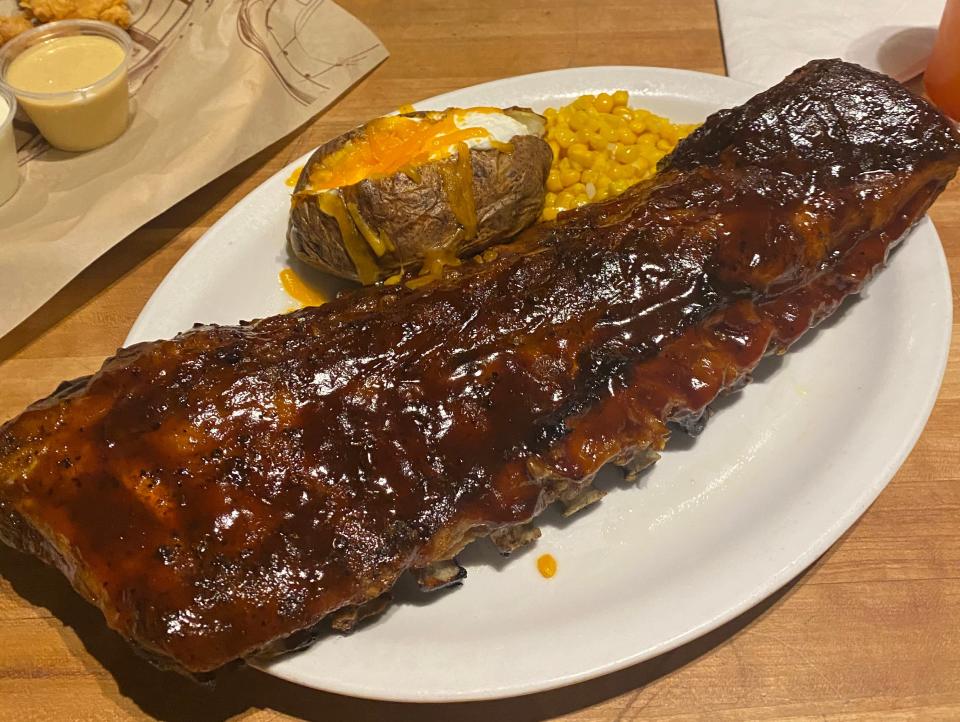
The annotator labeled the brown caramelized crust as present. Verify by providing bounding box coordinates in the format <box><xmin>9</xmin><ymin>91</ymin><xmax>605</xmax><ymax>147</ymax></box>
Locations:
<box><xmin>1</xmin><ymin>60</ymin><xmax>958</xmax><ymax>673</ymax></box>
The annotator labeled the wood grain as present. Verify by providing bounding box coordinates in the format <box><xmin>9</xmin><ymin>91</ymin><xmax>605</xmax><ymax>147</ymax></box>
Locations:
<box><xmin>0</xmin><ymin>1</ymin><xmax>957</xmax><ymax>719</ymax></box>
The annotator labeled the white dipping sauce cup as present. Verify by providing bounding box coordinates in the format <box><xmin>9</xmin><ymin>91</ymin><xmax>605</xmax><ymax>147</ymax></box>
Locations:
<box><xmin>0</xmin><ymin>86</ymin><xmax>18</xmax><ymax>206</ymax></box>
<box><xmin>0</xmin><ymin>20</ymin><xmax>132</xmax><ymax>152</ymax></box>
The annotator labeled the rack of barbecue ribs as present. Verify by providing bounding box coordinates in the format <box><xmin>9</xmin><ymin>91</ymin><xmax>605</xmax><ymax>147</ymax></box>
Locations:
<box><xmin>1</xmin><ymin>60</ymin><xmax>958</xmax><ymax>675</ymax></box>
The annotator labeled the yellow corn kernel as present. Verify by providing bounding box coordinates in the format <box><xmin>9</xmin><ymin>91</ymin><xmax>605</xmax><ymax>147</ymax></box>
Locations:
<box><xmin>583</xmin><ymin>115</ymin><xmax>602</xmax><ymax>134</ymax></box>
<box><xmin>607</xmin><ymin>162</ymin><xmax>633</xmax><ymax>181</ymax></box>
<box><xmin>610</xmin><ymin>179</ymin><xmax>631</xmax><ymax>195</ymax></box>
<box><xmin>541</xmin><ymin>207</ymin><xmax>559</xmax><ymax>221</ymax></box>
<box><xmin>612</xmin><ymin>106</ymin><xmax>633</xmax><ymax>119</ymax></box>
<box><xmin>544</xmin><ymin>191</ymin><xmax>558</xmax><ymax>207</ymax></box>
<box><xmin>560</xmin><ymin>167</ymin><xmax>580</xmax><ymax>187</ymax></box>
<box><xmin>595</xmin><ymin>92</ymin><xmax>613</xmax><ymax>113</ymax></box>
<box><xmin>573</xmin><ymin>94</ymin><xmax>595</xmax><ymax>110</ymax></box>
<box><xmin>599</xmin><ymin>124</ymin><xmax>618</xmax><ymax>143</ymax></box>
<box><xmin>548</xmin><ymin>140</ymin><xmax>560</xmax><ymax>161</ymax></box>
<box><xmin>556</xmin><ymin>190</ymin><xmax>575</xmax><ymax>208</ymax></box>
<box><xmin>632</xmin><ymin>157</ymin><xmax>649</xmax><ymax>174</ymax></box>
<box><xmin>612</xmin><ymin>90</ymin><xmax>629</xmax><ymax>107</ymax></box>
<box><xmin>637</xmin><ymin>132</ymin><xmax>658</xmax><ymax>147</ymax></box>
<box><xmin>611</xmin><ymin>162</ymin><xmax>636</xmax><ymax>179</ymax></box>
<box><xmin>567</xmin><ymin>143</ymin><xmax>594</xmax><ymax>168</ymax></box>
<box><xmin>587</xmin><ymin>133</ymin><xmax>608</xmax><ymax>152</ymax></box>
<box><xmin>599</xmin><ymin>118</ymin><xmax>620</xmax><ymax>135</ymax></box>
<box><xmin>569</xmin><ymin>181</ymin><xmax>586</xmax><ymax>195</ymax></box>
<box><xmin>660</xmin><ymin>125</ymin><xmax>679</xmax><ymax>143</ymax></box>
<box><xmin>604</xmin><ymin>163</ymin><xmax>622</xmax><ymax>181</ymax></box>
<box><xmin>615</xmin><ymin>144</ymin><xmax>641</xmax><ymax>164</ymax></box>
<box><xmin>554</xmin><ymin>127</ymin><xmax>576</xmax><ymax>148</ymax></box>
<box><xmin>581</xmin><ymin>168</ymin><xmax>598</xmax><ymax>186</ymax></box>
<box><xmin>617</xmin><ymin>127</ymin><xmax>638</xmax><ymax>145</ymax></box>
<box><xmin>629</xmin><ymin>119</ymin><xmax>647</xmax><ymax>135</ymax></box>
<box><xmin>596</xmin><ymin>175</ymin><xmax>612</xmax><ymax>190</ymax></box>
<box><xmin>594</xmin><ymin>186</ymin><xmax>609</xmax><ymax>201</ymax></box>
<box><xmin>546</xmin><ymin>170</ymin><xmax>563</xmax><ymax>193</ymax></box>
<box><xmin>656</xmin><ymin>138</ymin><xmax>673</xmax><ymax>151</ymax></box>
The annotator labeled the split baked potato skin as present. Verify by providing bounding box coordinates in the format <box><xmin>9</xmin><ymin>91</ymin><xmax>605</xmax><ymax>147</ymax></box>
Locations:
<box><xmin>287</xmin><ymin>110</ymin><xmax>553</xmax><ymax>283</ymax></box>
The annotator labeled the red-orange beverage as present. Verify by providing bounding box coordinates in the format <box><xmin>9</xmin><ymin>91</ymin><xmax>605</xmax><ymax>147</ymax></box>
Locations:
<box><xmin>926</xmin><ymin>0</ymin><xmax>960</xmax><ymax>120</ymax></box>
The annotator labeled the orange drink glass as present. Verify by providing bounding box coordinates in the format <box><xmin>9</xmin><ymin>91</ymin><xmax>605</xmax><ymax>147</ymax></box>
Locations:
<box><xmin>926</xmin><ymin>0</ymin><xmax>960</xmax><ymax>120</ymax></box>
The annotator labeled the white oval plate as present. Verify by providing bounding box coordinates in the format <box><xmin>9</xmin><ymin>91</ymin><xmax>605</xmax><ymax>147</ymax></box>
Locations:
<box><xmin>127</xmin><ymin>67</ymin><xmax>952</xmax><ymax>702</ymax></box>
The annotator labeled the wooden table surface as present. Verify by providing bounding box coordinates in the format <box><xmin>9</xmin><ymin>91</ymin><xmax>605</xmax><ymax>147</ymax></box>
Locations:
<box><xmin>1</xmin><ymin>1</ymin><xmax>958</xmax><ymax>719</ymax></box>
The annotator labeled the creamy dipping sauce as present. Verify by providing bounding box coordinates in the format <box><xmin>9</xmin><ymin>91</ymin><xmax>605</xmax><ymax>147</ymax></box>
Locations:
<box><xmin>6</xmin><ymin>35</ymin><xmax>129</xmax><ymax>151</ymax></box>
<box><xmin>0</xmin><ymin>93</ymin><xmax>18</xmax><ymax>205</ymax></box>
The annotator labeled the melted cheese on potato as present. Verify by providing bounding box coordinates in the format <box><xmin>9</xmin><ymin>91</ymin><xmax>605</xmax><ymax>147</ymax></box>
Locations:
<box><xmin>305</xmin><ymin>108</ymin><xmax>531</xmax><ymax>192</ymax></box>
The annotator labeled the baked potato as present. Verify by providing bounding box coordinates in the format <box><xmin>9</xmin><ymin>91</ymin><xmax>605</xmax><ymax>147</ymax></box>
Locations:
<box><xmin>287</xmin><ymin>107</ymin><xmax>552</xmax><ymax>284</ymax></box>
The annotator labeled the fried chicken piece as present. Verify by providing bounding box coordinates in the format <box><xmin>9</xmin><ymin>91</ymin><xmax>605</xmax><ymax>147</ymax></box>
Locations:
<box><xmin>0</xmin><ymin>13</ymin><xmax>33</xmax><ymax>45</ymax></box>
<box><xmin>20</xmin><ymin>0</ymin><xmax>131</xmax><ymax>28</ymax></box>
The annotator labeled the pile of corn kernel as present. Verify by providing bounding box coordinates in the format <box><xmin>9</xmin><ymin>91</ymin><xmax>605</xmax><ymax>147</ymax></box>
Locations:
<box><xmin>541</xmin><ymin>91</ymin><xmax>698</xmax><ymax>220</ymax></box>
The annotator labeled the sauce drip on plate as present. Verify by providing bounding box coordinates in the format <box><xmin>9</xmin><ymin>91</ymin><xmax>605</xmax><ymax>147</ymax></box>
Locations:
<box><xmin>537</xmin><ymin>554</ymin><xmax>557</xmax><ymax>578</ymax></box>
<box><xmin>279</xmin><ymin>268</ymin><xmax>326</xmax><ymax>308</ymax></box>
<box><xmin>285</xmin><ymin>166</ymin><xmax>304</xmax><ymax>188</ymax></box>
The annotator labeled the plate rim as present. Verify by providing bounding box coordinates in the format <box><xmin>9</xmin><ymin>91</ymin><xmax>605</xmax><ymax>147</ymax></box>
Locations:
<box><xmin>126</xmin><ymin>66</ymin><xmax>954</xmax><ymax>702</ymax></box>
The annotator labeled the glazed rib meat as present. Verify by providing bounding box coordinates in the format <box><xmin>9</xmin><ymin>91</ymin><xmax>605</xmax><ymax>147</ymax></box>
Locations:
<box><xmin>1</xmin><ymin>60</ymin><xmax>958</xmax><ymax>674</ymax></box>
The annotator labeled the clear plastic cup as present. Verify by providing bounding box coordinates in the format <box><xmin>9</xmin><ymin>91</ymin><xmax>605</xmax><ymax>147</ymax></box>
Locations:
<box><xmin>0</xmin><ymin>20</ymin><xmax>132</xmax><ymax>152</ymax></box>
<box><xmin>0</xmin><ymin>85</ymin><xmax>18</xmax><ymax>205</ymax></box>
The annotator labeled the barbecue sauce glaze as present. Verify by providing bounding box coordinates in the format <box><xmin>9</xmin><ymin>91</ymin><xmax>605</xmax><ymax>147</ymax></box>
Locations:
<box><xmin>1</xmin><ymin>60</ymin><xmax>959</xmax><ymax>672</ymax></box>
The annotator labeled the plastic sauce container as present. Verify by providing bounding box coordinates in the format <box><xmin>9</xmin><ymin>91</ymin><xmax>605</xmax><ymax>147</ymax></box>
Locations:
<box><xmin>0</xmin><ymin>20</ymin><xmax>131</xmax><ymax>152</ymax></box>
<box><xmin>0</xmin><ymin>86</ymin><xmax>18</xmax><ymax>205</ymax></box>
